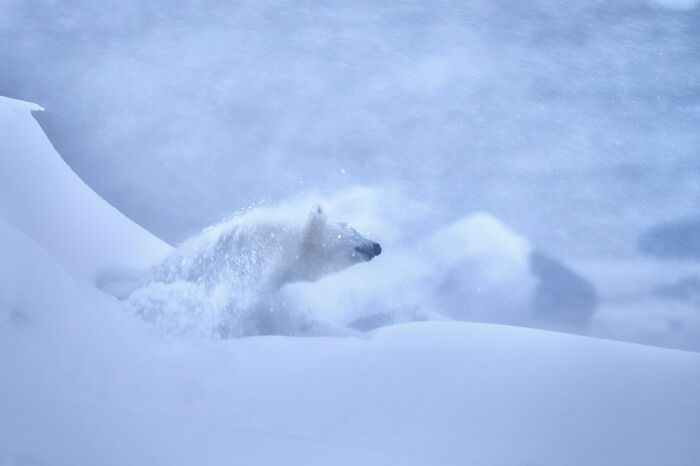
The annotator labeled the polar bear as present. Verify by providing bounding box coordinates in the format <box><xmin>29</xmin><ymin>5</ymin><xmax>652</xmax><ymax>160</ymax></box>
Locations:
<box><xmin>124</xmin><ymin>206</ymin><xmax>381</xmax><ymax>337</ymax></box>
<box><xmin>152</xmin><ymin>205</ymin><xmax>381</xmax><ymax>291</ymax></box>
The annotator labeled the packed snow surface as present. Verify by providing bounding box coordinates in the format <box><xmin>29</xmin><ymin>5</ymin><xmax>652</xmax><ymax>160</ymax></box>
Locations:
<box><xmin>1</xmin><ymin>98</ymin><xmax>700</xmax><ymax>465</ymax></box>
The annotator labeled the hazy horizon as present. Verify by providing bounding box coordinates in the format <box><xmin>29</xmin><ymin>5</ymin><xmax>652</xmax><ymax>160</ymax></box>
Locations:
<box><xmin>3</xmin><ymin>0</ymin><xmax>700</xmax><ymax>261</ymax></box>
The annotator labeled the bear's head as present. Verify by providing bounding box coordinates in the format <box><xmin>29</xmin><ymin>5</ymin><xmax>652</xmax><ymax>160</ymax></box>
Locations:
<box><xmin>291</xmin><ymin>206</ymin><xmax>381</xmax><ymax>283</ymax></box>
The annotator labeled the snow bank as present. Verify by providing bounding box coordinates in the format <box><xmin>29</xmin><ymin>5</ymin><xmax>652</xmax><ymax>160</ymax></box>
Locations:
<box><xmin>2</xmin><ymin>320</ymin><xmax>700</xmax><ymax>466</ymax></box>
<box><xmin>0</xmin><ymin>96</ymin><xmax>170</xmax><ymax>282</ymax></box>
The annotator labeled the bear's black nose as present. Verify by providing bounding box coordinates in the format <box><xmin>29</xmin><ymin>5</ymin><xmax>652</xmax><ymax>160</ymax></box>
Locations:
<box><xmin>355</xmin><ymin>242</ymin><xmax>382</xmax><ymax>260</ymax></box>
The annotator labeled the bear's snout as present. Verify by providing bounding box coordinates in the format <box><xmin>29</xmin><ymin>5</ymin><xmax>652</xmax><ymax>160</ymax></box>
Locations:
<box><xmin>355</xmin><ymin>242</ymin><xmax>382</xmax><ymax>261</ymax></box>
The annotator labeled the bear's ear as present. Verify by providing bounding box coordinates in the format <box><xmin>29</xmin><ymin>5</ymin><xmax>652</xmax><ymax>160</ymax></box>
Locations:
<box><xmin>306</xmin><ymin>205</ymin><xmax>326</xmax><ymax>229</ymax></box>
<box><xmin>302</xmin><ymin>205</ymin><xmax>327</xmax><ymax>251</ymax></box>
<box><xmin>311</xmin><ymin>204</ymin><xmax>324</xmax><ymax>217</ymax></box>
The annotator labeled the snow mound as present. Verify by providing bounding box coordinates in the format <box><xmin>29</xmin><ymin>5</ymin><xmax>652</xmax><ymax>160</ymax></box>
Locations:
<box><xmin>0</xmin><ymin>96</ymin><xmax>170</xmax><ymax>282</ymax></box>
<box><xmin>0</xmin><ymin>214</ymin><xmax>89</xmax><ymax>331</ymax></box>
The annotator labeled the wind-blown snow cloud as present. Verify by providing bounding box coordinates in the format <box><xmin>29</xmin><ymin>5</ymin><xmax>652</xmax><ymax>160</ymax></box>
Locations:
<box><xmin>2</xmin><ymin>0</ymin><xmax>700</xmax><ymax>263</ymax></box>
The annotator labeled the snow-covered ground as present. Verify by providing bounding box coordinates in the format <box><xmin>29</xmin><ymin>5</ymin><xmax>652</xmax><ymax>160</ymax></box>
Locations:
<box><xmin>2</xmin><ymin>97</ymin><xmax>700</xmax><ymax>465</ymax></box>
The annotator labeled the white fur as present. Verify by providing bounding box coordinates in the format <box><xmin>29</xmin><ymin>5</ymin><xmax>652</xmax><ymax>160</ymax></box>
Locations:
<box><xmin>126</xmin><ymin>206</ymin><xmax>380</xmax><ymax>338</ymax></box>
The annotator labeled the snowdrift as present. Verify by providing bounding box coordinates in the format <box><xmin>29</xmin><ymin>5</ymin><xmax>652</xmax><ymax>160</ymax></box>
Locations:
<box><xmin>1</xmin><ymin>97</ymin><xmax>699</xmax><ymax>466</ymax></box>
<box><xmin>0</xmin><ymin>96</ymin><xmax>170</xmax><ymax>280</ymax></box>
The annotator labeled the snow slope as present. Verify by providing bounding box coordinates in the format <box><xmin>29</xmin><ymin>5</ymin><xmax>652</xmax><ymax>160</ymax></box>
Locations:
<box><xmin>1</xmin><ymin>97</ymin><xmax>699</xmax><ymax>466</ymax></box>
<box><xmin>3</xmin><ymin>322</ymin><xmax>700</xmax><ymax>466</ymax></box>
<box><xmin>0</xmin><ymin>96</ymin><xmax>170</xmax><ymax>280</ymax></box>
